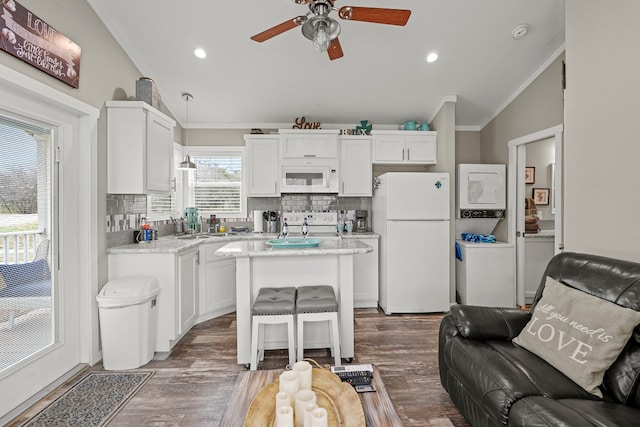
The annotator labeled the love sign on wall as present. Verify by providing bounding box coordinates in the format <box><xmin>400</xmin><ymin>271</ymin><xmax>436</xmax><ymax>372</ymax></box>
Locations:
<box><xmin>0</xmin><ymin>0</ymin><xmax>81</xmax><ymax>88</ymax></box>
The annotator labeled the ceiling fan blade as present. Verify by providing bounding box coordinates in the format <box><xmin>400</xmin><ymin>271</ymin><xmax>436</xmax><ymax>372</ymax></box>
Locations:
<box><xmin>251</xmin><ymin>17</ymin><xmax>302</xmax><ymax>42</ymax></box>
<box><xmin>327</xmin><ymin>38</ymin><xmax>344</xmax><ymax>61</ymax></box>
<box><xmin>338</xmin><ymin>6</ymin><xmax>411</xmax><ymax>26</ymax></box>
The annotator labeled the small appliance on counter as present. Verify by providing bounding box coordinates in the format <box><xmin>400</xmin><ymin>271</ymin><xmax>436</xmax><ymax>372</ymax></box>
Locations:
<box><xmin>183</xmin><ymin>207</ymin><xmax>199</xmax><ymax>233</ymax></box>
<box><xmin>354</xmin><ymin>210</ymin><xmax>369</xmax><ymax>232</ymax></box>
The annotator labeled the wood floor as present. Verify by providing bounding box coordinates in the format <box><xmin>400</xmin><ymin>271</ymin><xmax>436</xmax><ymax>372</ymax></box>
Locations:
<box><xmin>7</xmin><ymin>308</ymin><xmax>470</xmax><ymax>427</ymax></box>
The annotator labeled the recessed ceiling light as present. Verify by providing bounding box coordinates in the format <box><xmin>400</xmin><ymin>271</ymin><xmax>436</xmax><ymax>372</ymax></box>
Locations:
<box><xmin>511</xmin><ymin>24</ymin><xmax>529</xmax><ymax>40</ymax></box>
<box><xmin>194</xmin><ymin>48</ymin><xmax>207</xmax><ymax>59</ymax></box>
<box><xmin>426</xmin><ymin>52</ymin><xmax>438</xmax><ymax>63</ymax></box>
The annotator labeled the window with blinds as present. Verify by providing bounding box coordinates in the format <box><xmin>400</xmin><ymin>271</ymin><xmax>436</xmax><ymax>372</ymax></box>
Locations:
<box><xmin>0</xmin><ymin>115</ymin><xmax>54</xmax><ymax>372</ymax></box>
<box><xmin>147</xmin><ymin>145</ymin><xmax>182</xmax><ymax>219</ymax></box>
<box><xmin>187</xmin><ymin>152</ymin><xmax>244</xmax><ymax>216</ymax></box>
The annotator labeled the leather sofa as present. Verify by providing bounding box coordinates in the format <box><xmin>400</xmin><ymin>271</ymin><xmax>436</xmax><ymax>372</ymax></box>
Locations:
<box><xmin>439</xmin><ymin>252</ymin><xmax>640</xmax><ymax>427</ymax></box>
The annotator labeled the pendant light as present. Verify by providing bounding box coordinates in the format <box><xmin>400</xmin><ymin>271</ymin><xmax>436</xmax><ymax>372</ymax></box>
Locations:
<box><xmin>177</xmin><ymin>92</ymin><xmax>197</xmax><ymax>170</ymax></box>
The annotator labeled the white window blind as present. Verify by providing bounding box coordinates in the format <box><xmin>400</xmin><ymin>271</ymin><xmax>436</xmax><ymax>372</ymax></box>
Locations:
<box><xmin>147</xmin><ymin>145</ymin><xmax>182</xmax><ymax>219</ymax></box>
<box><xmin>187</xmin><ymin>152</ymin><xmax>243</xmax><ymax>216</ymax></box>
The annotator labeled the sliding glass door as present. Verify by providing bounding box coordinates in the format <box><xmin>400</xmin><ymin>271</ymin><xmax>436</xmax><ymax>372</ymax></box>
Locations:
<box><xmin>0</xmin><ymin>115</ymin><xmax>55</xmax><ymax>372</ymax></box>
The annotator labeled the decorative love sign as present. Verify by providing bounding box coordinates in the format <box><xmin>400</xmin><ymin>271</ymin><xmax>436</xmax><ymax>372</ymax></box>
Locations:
<box><xmin>292</xmin><ymin>116</ymin><xmax>321</xmax><ymax>129</ymax></box>
<box><xmin>0</xmin><ymin>0</ymin><xmax>81</xmax><ymax>88</ymax></box>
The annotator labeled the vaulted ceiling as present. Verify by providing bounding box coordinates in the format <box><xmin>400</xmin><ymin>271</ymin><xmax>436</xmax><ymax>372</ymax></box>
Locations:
<box><xmin>88</xmin><ymin>0</ymin><xmax>565</xmax><ymax>130</ymax></box>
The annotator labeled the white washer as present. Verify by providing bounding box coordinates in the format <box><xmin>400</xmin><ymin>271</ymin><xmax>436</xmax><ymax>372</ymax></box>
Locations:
<box><xmin>455</xmin><ymin>239</ymin><xmax>515</xmax><ymax>308</ymax></box>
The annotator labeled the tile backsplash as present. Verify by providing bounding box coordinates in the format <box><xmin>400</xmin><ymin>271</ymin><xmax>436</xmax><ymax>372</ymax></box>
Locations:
<box><xmin>106</xmin><ymin>193</ymin><xmax>371</xmax><ymax>248</ymax></box>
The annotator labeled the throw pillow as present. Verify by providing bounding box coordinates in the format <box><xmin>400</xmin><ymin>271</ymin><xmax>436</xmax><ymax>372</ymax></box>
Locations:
<box><xmin>513</xmin><ymin>276</ymin><xmax>640</xmax><ymax>397</ymax></box>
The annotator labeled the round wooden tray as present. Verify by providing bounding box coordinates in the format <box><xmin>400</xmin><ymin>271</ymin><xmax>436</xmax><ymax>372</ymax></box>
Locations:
<box><xmin>244</xmin><ymin>368</ymin><xmax>365</xmax><ymax>426</ymax></box>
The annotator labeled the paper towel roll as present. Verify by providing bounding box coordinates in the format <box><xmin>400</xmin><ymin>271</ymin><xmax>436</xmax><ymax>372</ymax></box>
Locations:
<box><xmin>253</xmin><ymin>210</ymin><xmax>264</xmax><ymax>232</ymax></box>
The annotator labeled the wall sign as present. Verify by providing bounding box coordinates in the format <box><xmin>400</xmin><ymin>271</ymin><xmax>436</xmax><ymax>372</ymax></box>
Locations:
<box><xmin>0</xmin><ymin>0</ymin><xmax>81</xmax><ymax>88</ymax></box>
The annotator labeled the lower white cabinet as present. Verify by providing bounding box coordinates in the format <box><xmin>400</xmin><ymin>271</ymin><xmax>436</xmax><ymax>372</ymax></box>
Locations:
<box><xmin>108</xmin><ymin>247</ymin><xmax>199</xmax><ymax>352</ymax></box>
<box><xmin>353</xmin><ymin>238</ymin><xmax>379</xmax><ymax>308</ymax></box>
<box><xmin>178</xmin><ymin>249</ymin><xmax>198</xmax><ymax>335</ymax></box>
<box><xmin>198</xmin><ymin>242</ymin><xmax>236</xmax><ymax>321</ymax></box>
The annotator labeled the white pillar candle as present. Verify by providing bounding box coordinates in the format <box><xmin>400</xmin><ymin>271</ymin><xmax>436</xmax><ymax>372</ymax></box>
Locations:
<box><xmin>303</xmin><ymin>402</ymin><xmax>318</xmax><ymax>427</ymax></box>
<box><xmin>275</xmin><ymin>391</ymin><xmax>290</xmax><ymax>410</ymax></box>
<box><xmin>310</xmin><ymin>407</ymin><xmax>328</xmax><ymax>427</ymax></box>
<box><xmin>294</xmin><ymin>389</ymin><xmax>316</xmax><ymax>427</ymax></box>
<box><xmin>293</xmin><ymin>360</ymin><xmax>313</xmax><ymax>390</ymax></box>
<box><xmin>275</xmin><ymin>405</ymin><xmax>294</xmax><ymax>427</ymax></box>
<box><xmin>279</xmin><ymin>370</ymin><xmax>299</xmax><ymax>407</ymax></box>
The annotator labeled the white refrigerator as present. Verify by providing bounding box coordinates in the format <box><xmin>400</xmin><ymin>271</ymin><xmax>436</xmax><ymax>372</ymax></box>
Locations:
<box><xmin>372</xmin><ymin>172</ymin><xmax>450</xmax><ymax>314</ymax></box>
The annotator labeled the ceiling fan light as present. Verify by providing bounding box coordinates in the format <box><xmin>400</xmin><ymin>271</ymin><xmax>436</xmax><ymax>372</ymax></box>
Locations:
<box><xmin>313</xmin><ymin>22</ymin><xmax>330</xmax><ymax>52</ymax></box>
<box><xmin>302</xmin><ymin>16</ymin><xmax>341</xmax><ymax>53</ymax></box>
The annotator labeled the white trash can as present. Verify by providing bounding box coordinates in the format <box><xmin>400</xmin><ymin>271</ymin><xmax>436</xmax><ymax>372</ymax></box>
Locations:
<box><xmin>96</xmin><ymin>277</ymin><xmax>160</xmax><ymax>370</ymax></box>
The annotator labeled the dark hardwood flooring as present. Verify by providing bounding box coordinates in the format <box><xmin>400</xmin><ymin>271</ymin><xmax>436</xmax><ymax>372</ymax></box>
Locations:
<box><xmin>8</xmin><ymin>308</ymin><xmax>469</xmax><ymax>427</ymax></box>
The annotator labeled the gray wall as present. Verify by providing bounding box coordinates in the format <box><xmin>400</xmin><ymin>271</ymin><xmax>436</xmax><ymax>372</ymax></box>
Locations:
<box><xmin>564</xmin><ymin>0</ymin><xmax>640</xmax><ymax>261</ymax></box>
<box><xmin>480</xmin><ymin>53</ymin><xmax>564</xmax><ymax>241</ymax></box>
<box><xmin>455</xmin><ymin>131</ymin><xmax>481</xmax><ymax>164</ymax></box>
<box><xmin>481</xmin><ymin>53</ymin><xmax>564</xmax><ymax>165</ymax></box>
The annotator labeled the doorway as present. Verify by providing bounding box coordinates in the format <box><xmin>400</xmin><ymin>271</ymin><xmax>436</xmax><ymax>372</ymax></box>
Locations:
<box><xmin>0</xmin><ymin>64</ymin><xmax>99</xmax><ymax>420</ymax></box>
<box><xmin>508</xmin><ymin>125</ymin><xmax>563</xmax><ymax>307</ymax></box>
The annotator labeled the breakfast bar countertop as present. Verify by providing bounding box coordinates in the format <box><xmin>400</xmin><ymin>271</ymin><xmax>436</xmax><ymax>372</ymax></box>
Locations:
<box><xmin>215</xmin><ymin>238</ymin><xmax>373</xmax><ymax>258</ymax></box>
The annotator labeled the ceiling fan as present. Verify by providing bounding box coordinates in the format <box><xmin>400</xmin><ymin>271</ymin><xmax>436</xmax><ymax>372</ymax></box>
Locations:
<box><xmin>250</xmin><ymin>0</ymin><xmax>411</xmax><ymax>60</ymax></box>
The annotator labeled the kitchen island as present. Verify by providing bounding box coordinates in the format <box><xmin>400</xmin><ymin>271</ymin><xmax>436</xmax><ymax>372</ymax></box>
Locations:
<box><xmin>216</xmin><ymin>238</ymin><xmax>373</xmax><ymax>365</ymax></box>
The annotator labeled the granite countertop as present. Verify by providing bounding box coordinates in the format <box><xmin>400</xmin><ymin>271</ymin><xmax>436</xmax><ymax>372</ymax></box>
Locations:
<box><xmin>215</xmin><ymin>238</ymin><xmax>373</xmax><ymax>258</ymax></box>
<box><xmin>107</xmin><ymin>232</ymin><xmax>279</xmax><ymax>255</ymax></box>
<box><xmin>107</xmin><ymin>232</ymin><xmax>379</xmax><ymax>255</ymax></box>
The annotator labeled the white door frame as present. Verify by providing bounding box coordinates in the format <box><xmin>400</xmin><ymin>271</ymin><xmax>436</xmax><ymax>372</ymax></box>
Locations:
<box><xmin>0</xmin><ymin>63</ymin><xmax>99</xmax><ymax>419</ymax></box>
<box><xmin>508</xmin><ymin>124</ymin><xmax>563</xmax><ymax>307</ymax></box>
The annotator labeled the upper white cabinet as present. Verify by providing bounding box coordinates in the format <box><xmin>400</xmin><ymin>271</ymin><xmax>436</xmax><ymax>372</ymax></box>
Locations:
<box><xmin>244</xmin><ymin>134</ymin><xmax>280</xmax><ymax>197</ymax></box>
<box><xmin>339</xmin><ymin>136</ymin><xmax>372</xmax><ymax>196</ymax></box>
<box><xmin>372</xmin><ymin>130</ymin><xmax>437</xmax><ymax>164</ymax></box>
<box><xmin>280</xmin><ymin>129</ymin><xmax>339</xmax><ymax>158</ymax></box>
<box><xmin>106</xmin><ymin>101</ymin><xmax>175</xmax><ymax>194</ymax></box>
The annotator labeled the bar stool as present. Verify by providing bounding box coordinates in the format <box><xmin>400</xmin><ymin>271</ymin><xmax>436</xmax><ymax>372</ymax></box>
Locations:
<box><xmin>250</xmin><ymin>287</ymin><xmax>297</xmax><ymax>370</ymax></box>
<box><xmin>296</xmin><ymin>285</ymin><xmax>341</xmax><ymax>366</ymax></box>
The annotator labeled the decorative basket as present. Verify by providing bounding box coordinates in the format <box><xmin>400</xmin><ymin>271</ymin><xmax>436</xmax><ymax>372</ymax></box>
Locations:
<box><xmin>244</xmin><ymin>362</ymin><xmax>365</xmax><ymax>427</ymax></box>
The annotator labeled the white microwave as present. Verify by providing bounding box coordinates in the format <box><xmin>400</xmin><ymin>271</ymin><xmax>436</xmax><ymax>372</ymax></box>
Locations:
<box><xmin>280</xmin><ymin>158</ymin><xmax>339</xmax><ymax>193</ymax></box>
<box><xmin>457</xmin><ymin>164</ymin><xmax>506</xmax><ymax>218</ymax></box>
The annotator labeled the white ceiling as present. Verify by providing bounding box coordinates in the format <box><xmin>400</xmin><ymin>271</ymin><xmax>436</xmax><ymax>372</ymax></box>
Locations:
<box><xmin>87</xmin><ymin>0</ymin><xmax>565</xmax><ymax>130</ymax></box>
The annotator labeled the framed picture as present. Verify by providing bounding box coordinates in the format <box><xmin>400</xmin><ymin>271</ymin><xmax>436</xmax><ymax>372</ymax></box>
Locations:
<box><xmin>525</xmin><ymin>167</ymin><xmax>535</xmax><ymax>184</ymax></box>
<box><xmin>532</xmin><ymin>188</ymin><xmax>550</xmax><ymax>205</ymax></box>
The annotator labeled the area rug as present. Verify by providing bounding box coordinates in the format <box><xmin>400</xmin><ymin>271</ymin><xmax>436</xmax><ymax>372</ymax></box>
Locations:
<box><xmin>21</xmin><ymin>371</ymin><xmax>154</xmax><ymax>427</ymax></box>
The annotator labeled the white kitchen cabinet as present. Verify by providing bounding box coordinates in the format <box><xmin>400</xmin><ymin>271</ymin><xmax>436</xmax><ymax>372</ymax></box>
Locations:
<box><xmin>178</xmin><ymin>248</ymin><xmax>199</xmax><ymax>335</ymax></box>
<box><xmin>339</xmin><ymin>136</ymin><xmax>372</xmax><ymax>196</ymax></box>
<box><xmin>279</xmin><ymin>129</ymin><xmax>339</xmax><ymax>158</ymax></box>
<box><xmin>244</xmin><ymin>134</ymin><xmax>280</xmax><ymax>196</ymax></box>
<box><xmin>106</xmin><ymin>101</ymin><xmax>175</xmax><ymax>194</ymax></box>
<box><xmin>372</xmin><ymin>130</ymin><xmax>437</xmax><ymax>164</ymax></box>
<box><xmin>108</xmin><ymin>247</ymin><xmax>199</xmax><ymax>352</ymax></box>
<box><xmin>198</xmin><ymin>242</ymin><xmax>236</xmax><ymax>322</ymax></box>
<box><xmin>353</xmin><ymin>237</ymin><xmax>379</xmax><ymax>308</ymax></box>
